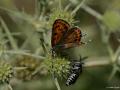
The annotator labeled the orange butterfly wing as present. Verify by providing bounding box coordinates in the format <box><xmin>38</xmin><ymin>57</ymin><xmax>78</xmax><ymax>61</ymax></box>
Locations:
<box><xmin>51</xmin><ymin>19</ymin><xmax>70</xmax><ymax>48</ymax></box>
<box><xmin>59</xmin><ymin>27</ymin><xmax>82</xmax><ymax>48</ymax></box>
<box><xmin>62</xmin><ymin>27</ymin><xmax>82</xmax><ymax>43</ymax></box>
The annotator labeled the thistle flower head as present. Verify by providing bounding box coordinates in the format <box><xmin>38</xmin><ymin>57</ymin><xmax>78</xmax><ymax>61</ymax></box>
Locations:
<box><xmin>44</xmin><ymin>56</ymin><xmax>70</xmax><ymax>78</ymax></box>
<box><xmin>0</xmin><ymin>61</ymin><xmax>14</xmax><ymax>84</ymax></box>
<box><xmin>47</xmin><ymin>8</ymin><xmax>74</xmax><ymax>29</ymax></box>
<box><xmin>15</xmin><ymin>55</ymin><xmax>46</xmax><ymax>81</ymax></box>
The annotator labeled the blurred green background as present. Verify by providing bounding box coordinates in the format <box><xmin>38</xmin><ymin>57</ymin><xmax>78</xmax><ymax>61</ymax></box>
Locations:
<box><xmin>0</xmin><ymin>0</ymin><xmax>120</xmax><ymax>90</ymax></box>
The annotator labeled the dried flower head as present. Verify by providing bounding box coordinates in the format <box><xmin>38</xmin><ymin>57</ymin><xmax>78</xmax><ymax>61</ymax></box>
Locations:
<box><xmin>15</xmin><ymin>55</ymin><xmax>46</xmax><ymax>81</ymax></box>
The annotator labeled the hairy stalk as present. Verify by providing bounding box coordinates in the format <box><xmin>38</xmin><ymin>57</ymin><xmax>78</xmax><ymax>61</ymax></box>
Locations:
<box><xmin>35</xmin><ymin>0</ymin><xmax>41</xmax><ymax>17</ymax></box>
<box><xmin>64</xmin><ymin>3</ymin><xmax>72</xmax><ymax>11</ymax></box>
<box><xmin>7</xmin><ymin>84</ymin><xmax>13</xmax><ymax>90</ymax></box>
<box><xmin>108</xmin><ymin>46</ymin><xmax>120</xmax><ymax>80</ymax></box>
<box><xmin>108</xmin><ymin>64</ymin><xmax>118</xmax><ymax>81</ymax></box>
<box><xmin>20</xmin><ymin>32</ymin><xmax>36</xmax><ymax>49</ymax></box>
<box><xmin>0</xmin><ymin>7</ymin><xmax>33</xmax><ymax>23</ymax></box>
<box><xmin>58</xmin><ymin>0</ymin><xmax>62</xmax><ymax>10</ymax></box>
<box><xmin>3</xmin><ymin>50</ymin><xmax>45</xmax><ymax>59</ymax></box>
<box><xmin>54</xmin><ymin>78</ymin><xmax>61</xmax><ymax>90</ymax></box>
<box><xmin>84</xmin><ymin>57</ymin><xmax>111</xmax><ymax>67</ymax></box>
<box><xmin>0</xmin><ymin>17</ymin><xmax>18</xmax><ymax>50</ymax></box>
<box><xmin>114</xmin><ymin>46</ymin><xmax>120</xmax><ymax>62</ymax></box>
<box><xmin>71</xmin><ymin>0</ymin><xmax>86</xmax><ymax>15</ymax></box>
<box><xmin>81</xmin><ymin>4</ymin><xmax>103</xmax><ymax>20</ymax></box>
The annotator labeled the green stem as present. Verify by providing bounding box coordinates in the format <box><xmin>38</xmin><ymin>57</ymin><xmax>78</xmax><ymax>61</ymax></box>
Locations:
<box><xmin>71</xmin><ymin>0</ymin><xmax>86</xmax><ymax>15</ymax></box>
<box><xmin>58</xmin><ymin>0</ymin><xmax>62</xmax><ymax>10</ymax></box>
<box><xmin>114</xmin><ymin>46</ymin><xmax>120</xmax><ymax>61</ymax></box>
<box><xmin>0</xmin><ymin>17</ymin><xmax>18</xmax><ymax>50</ymax></box>
<box><xmin>7</xmin><ymin>84</ymin><xmax>13</xmax><ymax>90</ymax></box>
<box><xmin>3</xmin><ymin>50</ymin><xmax>45</xmax><ymax>59</ymax></box>
<box><xmin>84</xmin><ymin>57</ymin><xmax>111</xmax><ymax>67</ymax></box>
<box><xmin>54</xmin><ymin>78</ymin><xmax>61</xmax><ymax>90</ymax></box>
<box><xmin>108</xmin><ymin>65</ymin><xmax>118</xmax><ymax>81</ymax></box>
<box><xmin>35</xmin><ymin>0</ymin><xmax>40</xmax><ymax>17</ymax></box>
<box><xmin>107</xmin><ymin>46</ymin><xmax>120</xmax><ymax>80</ymax></box>
<box><xmin>107</xmin><ymin>45</ymin><xmax>114</xmax><ymax>62</ymax></box>
<box><xmin>81</xmin><ymin>4</ymin><xmax>103</xmax><ymax>20</ymax></box>
<box><xmin>64</xmin><ymin>3</ymin><xmax>71</xmax><ymax>11</ymax></box>
<box><xmin>20</xmin><ymin>32</ymin><xmax>35</xmax><ymax>49</ymax></box>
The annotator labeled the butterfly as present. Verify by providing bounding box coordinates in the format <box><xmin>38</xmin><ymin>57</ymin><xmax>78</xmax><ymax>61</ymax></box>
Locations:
<box><xmin>51</xmin><ymin>19</ymin><xmax>83</xmax><ymax>57</ymax></box>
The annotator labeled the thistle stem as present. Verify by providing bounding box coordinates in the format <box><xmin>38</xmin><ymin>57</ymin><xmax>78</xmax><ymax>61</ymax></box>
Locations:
<box><xmin>84</xmin><ymin>57</ymin><xmax>111</xmax><ymax>67</ymax></box>
<box><xmin>58</xmin><ymin>0</ymin><xmax>62</xmax><ymax>10</ymax></box>
<box><xmin>3</xmin><ymin>50</ymin><xmax>45</xmax><ymax>59</ymax></box>
<box><xmin>54</xmin><ymin>78</ymin><xmax>61</xmax><ymax>90</ymax></box>
<box><xmin>71</xmin><ymin>0</ymin><xmax>86</xmax><ymax>15</ymax></box>
<box><xmin>108</xmin><ymin>65</ymin><xmax>118</xmax><ymax>81</ymax></box>
<box><xmin>0</xmin><ymin>17</ymin><xmax>18</xmax><ymax>50</ymax></box>
<box><xmin>7</xmin><ymin>84</ymin><xmax>13</xmax><ymax>90</ymax></box>
<box><xmin>81</xmin><ymin>4</ymin><xmax>103</xmax><ymax>20</ymax></box>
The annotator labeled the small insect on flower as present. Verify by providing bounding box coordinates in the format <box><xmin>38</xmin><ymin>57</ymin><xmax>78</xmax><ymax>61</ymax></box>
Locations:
<box><xmin>66</xmin><ymin>60</ymin><xmax>83</xmax><ymax>86</ymax></box>
<box><xmin>51</xmin><ymin>19</ymin><xmax>83</xmax><ymax>57</ymax></box>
